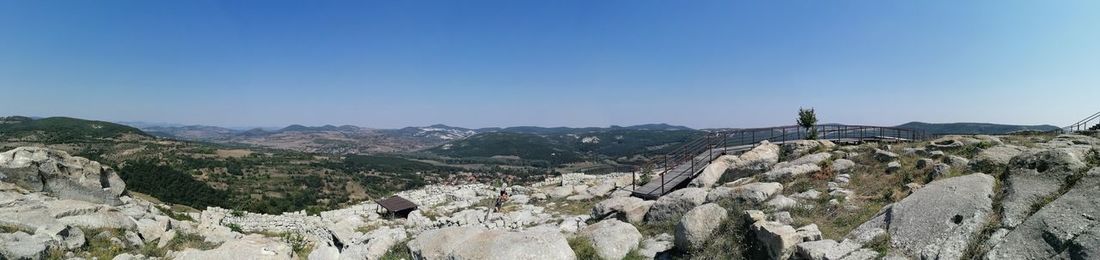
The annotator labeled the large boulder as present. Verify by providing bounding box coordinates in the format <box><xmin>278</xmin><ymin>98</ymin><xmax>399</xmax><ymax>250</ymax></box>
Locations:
<box><xmin>729</xmin><ymin>141</ymin><xmax>781</xmax><ymax>171</ymax></box>
<box><xmin>782</xmin><ymin>140</ymin><xmax>832</xmax><ymax>159</ymax></box>
<box><xmin>1009</xmin><ymin>148</ymin><xmax>1089</xmax><ymax>173</ymax></box>
<box><xmin>578</xmin><ymin>219</ymin><xmax>642</xmax><ymax>260</ymax></box>
<box><xmin>0</xmin><ymin>192</ymin><xmax>137</xmax><ymax>232</ymax></box>
<box><xmin>645</xmin><ymin>187</ymin><xmax>707</xmax><ymax>223</ymax></box>
<box><xmin>986</xmin><ymin>168</ymin><xmax>1100</xmax><ymax>260</ymax></box>
<box><xmin>36</xmin><ymin>224</ymin><xmax>85</xmax><ymax>250</ymax></box>
<box><xmin>765</xmin><ymin>195</ymin><xmax>800</xmax><ymax>210</ymax></box>
<box><xmin>751</xmin><ymin>221</ymin><xmax>802</xmax><ymax>260</ymax></box>
<box><xmin>172</xmin><ymin>234</ymin><xmax>296</xmax><ymax>260</ymax></box>
<box><xmin>690</xmin><ymin>156</ymin><xmax>733</xmax><ymax>188</ymax></box>
<box><xmin>0</xmin><ymin>147</ymin><xmax>127</xmax><ymax>205</ymax></box>
<box><xmin>774</xmin><ymin>153</ymin><xmax>832</xmax><ymax>169</ymax></box>
<box><xmin>998</xmin><ymin>148</ymin><xmax>1089</xmax><ymax>228</ymax></box>
<box><xmin>945</xmin><ymin>155</ymin><xmax>970</xmax><ymax>170</ymax></box>
<box><xmin>831</xmin><ymin>159</ymin><xmax>855</xmax><ymax>173</ymax></box>
<box><xmin>407</xmin><ymin>226</ymin><xmax>575</xmax><ymax>260</ymax></box>
<box><xmin>972</xmin><ymin>145</ymin><xmax>1027</xmax><ymax>169</ymax></box>
<box><xmin>873</xmin><ymin>149</ymin><xmax>898</xmax><ymax>162</ymax></box>
<box><xmin>591</xmin><ymin>196</ymin><xmax>644</xmax><ymax>219</ymax></box>
<box><xmin>794</xmin><ymin>239</ymin><xmax>862</xmax><ymax>260</ymax></box>
<box><xmin>340</xmin><ymin>227</ymin><xmax>408</xmax><ymax>260</ymax></box>
<box><xmin>846</xmin><ymin>173</ymin><xmax>995</xmax><ymax>259</ymax></box>
<box><xmin>707</xmin><ymin>182</ymin><xmax>783</xmax><ymax>204</ymax></box>
<box><xmin>763</xmin><ymin>164</ymin><xmax>821</xmax><ymax>181</ymax></box>
<box><xmin>0</xmin><ymin>231</ymin><xmax>54</xmax><ymax>260</ymax></box>
<box><xmin>674</xmin><ymin>203</ymin><xmax>727</xmax><ymax>251</ymax></box>
<box><xmin>638</xmin><ymin>233</ymin><xmax>675</xmax><ymax>259</ymax></box>
<box><xmin>1000</xmin><ymin>168</ymin><xmax>1073</xmax><ymax>228</ymax></box>
<box><xmin>594</xmin><ymin>197</ymin><xmax>651</xmax><ymax>223</ymax></box>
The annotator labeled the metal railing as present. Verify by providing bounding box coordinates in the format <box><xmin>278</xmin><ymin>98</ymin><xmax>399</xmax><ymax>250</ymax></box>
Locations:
<box><xmin>633</xmin><ymin>124</ymin><xmax>927</xmax><ymax>198</ymax></box>
<box><xmin>1064</xmin><ymin>111</ymin><xmax>1100</xmax><ymax>133</ymax></box>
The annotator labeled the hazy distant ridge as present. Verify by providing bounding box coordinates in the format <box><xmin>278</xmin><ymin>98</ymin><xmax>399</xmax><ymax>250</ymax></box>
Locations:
<box><xmin>897</xmin><ymin>121</ymin><xmax>1059</xmax><ymax>135</ymax></box>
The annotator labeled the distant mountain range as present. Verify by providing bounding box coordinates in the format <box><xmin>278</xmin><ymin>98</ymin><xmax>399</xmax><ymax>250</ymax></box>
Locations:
<box><xmin>125</xmin><ymin>120</ymin><xmax>697</xmax><ymax>156</ymax></box>
<box><xmin>896</xmin><ymin>122</ymin><xmax>1060</xmax><ymax>135</ymax></box>
<box><xmin>4</xmin><ymin>115</ymin><xmax>1065</xmax><ymax>161</ymax></box>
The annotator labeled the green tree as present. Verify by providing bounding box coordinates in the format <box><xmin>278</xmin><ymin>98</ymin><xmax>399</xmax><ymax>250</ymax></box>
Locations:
<box><xmin>797</xmin><ymin>107</ymin><xmax>818</xmax><ymax>140</ymax></box>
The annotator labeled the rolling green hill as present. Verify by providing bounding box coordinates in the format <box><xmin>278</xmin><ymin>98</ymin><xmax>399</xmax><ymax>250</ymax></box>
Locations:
<box><xmin>428</xmin><ymin>132</ymin><xmax>585</xmax><ymax>163</ymax></box>
<box><xmin>0</xmin><ymin>116</ymin><xmax>150</xmax><ymax>143</ymax></box>
<box><xmin>428</xmin><ymin>128</ymin><xmax>703</xmax><ymax>164</ymax></box>
<box><xmin>897</xmin><ymin>122</ymin><xmax>1059</xmax><ymax>135</ymax></box>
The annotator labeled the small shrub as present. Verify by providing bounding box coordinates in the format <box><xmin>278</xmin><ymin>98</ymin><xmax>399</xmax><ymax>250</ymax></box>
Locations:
<box><xmin>164</xmin><ymin>232</ymin><xmax>220</xmax><ymax>251</ymax></box>
<box><xmin>867</xmin><ymin>233</ymin><xmax>891</xmax><ymax>255</ymax></box>
<box><xmin>358</xmin><ymin>223</ymin><xmax>385</xmax><ymax>233</ymax></box>
<box><xmin>568</xmin><ymin>236</ymin><xmax>601</xmax><ymax>260</ymax></box>
<box><xmin>691</xmin><ymin>199</ymin><xmax>751</xmax><ymax>259</ymax></box>
<box><xmin>156</xmin><ymin>205</ymin><xmax>194</xmax><ymax>221</ymax></box>
<box><xmin>281</xmin><ymin>232</ymin><xmax>312</xmax><ymax>258</ymax></box>
<box><xmin>1087</xmin><ymin>149</ymin><xmax>1100</xmax><ymax>167</ymax></box>
<box><xmin>811</xmin><ymin>161</ymin><xmax>835</xmax><ymax>181</ymax></box>
<box><xmin>0</xmin><ymin>224</ymin><xmax>22</xmax><ymax>233</ymax></box>
<box><xmin>230</xmin><ymin>210</ymin><xmax>245</xmax><ymax>217</ymax></box>
<box><xmin>635</xmin><ymin>219</ymin><xmax>677</xmax><ymax>237</ymax></box>
<box><xmin>381</xmin><ymin>240</ymin><xmax>412</xmax><ymax>260</ymax></box>
<box><xmin>79</xmin><ymin>228</ymin><xmax>127</xmax><ymax>260</ymax></box>
<box><xmin>622</xmin><ymin>248</ymin><xmax>646</xmax><ymax>260</ymax></box>
<box><xmin>226</xmin><ymin>223</ymin><xmax>243</xmax><ymax>233</ymax></box>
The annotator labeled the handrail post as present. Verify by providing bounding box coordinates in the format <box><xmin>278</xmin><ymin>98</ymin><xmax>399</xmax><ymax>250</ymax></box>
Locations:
<box><xmin>662</xmin><ymin>155</ymin><xmax>668</xmax><ymax>195</ymax></box>
<box><xmin>752</xmin><ymin>131</ymin><xmax>756</xmax><ymax>147</ymax></box>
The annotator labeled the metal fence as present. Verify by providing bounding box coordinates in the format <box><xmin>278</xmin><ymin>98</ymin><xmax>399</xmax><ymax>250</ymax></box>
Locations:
<box><xmin>633</xmin><ymin>124</ymin><xmax>927</xmax><ymax>198</ymax></box>
<box><xmin>1064</xmin><ymin>111</ymin><xmax>1100</xmax><ymax>133</ymax></box>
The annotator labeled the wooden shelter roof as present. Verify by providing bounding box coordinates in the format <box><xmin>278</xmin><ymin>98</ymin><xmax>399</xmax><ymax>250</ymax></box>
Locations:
<box><xmin>376</xmin><ymin>196</ymin><xmax>417</xmax><ymax>212</ymax></box>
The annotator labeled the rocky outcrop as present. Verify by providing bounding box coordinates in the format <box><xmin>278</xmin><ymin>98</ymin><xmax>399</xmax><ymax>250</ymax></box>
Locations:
<box><xmin>690</xmin><ymin>155</ymin><xmax>734</xmax><ymax>188</ymax></box>
<box><xmin>578</xmin><ymin>219</ymin><xmax>642</xmax><ymax>260</ymax></box>
<box><xmin>340</xmin><ymin>227</ymin><xmax>408</xmax><ymax>260</ymax></box>
<box><xmin>675</xmin><ymin>203</ymin><xmax>727</xmax><ymax>251</ymax></box>
<box><xmin>972</xmin><ymin>145</ymin><xmax>1027</xmax><ymax>169</ymax></box>
<box><xmin>645</xmin><ymin>187</ymin><xmax>707</xmax><ymax>223</ymax></box>
<box><xmin>986</xmin><ymin>168</ymin><xmax>1100</xmax><ymax>260</ymax></box>
<box><xmin>831</xmin><ymin>159</ymin><xmax>855</xmax><ymax>173</ymax></box>
<box><xmin>172</xmin><ymin>234</ymin><xmax>296</xmax><ymax>260</ymax></box>
<box><xmin>782</xmin><ymin>140</ymin><xmax>834</xmax><ymax>159</ymax></box>
<box><xmin>763</xmin><ymin>164</ymin><xmax>822</xmax><ymax>181</ymax></box>
<box><xmin>999</xmin><ymin>148</ymin><xmax>1089</xmax><ymax>228</ymax></box>
<box><xmin>873</xmin><ymin>149</ymin><xmax>898</xmax><ymax>162</ymax></box>
<box><xmin>592</xmin><ymin>196</ymin><xmax>652</xmax><ymax>224</ymax></box>
<box><xmin>752</xmin><ymin>221</ymin><xmax>802</xmax><ymax>260</ymax></box>
<box><xmin>0</xmin><ymin>147</ymin><xmax>127</xmax><ymax>205</ymax></box>
<box><xmin>707</xmin><ymin>182</ymin><xmax>783</xmax><ymax>204</ymax></box>
<box><xmin>638</xmin><ymin>233</ymin><xmax>674</xmax><ymax>259</ymax></box>
<box><xmin>774</xmin><ymin>153</ymin><xmax>832</xmax><ymax>169</ymax></box>
<box><xmin>407</xmin><ymin>226</ymin><xmax>575</xmax><ymax>260</ymax></box>
<box><xmin>847</xmin><ymin>173</ymin><xmax>995</xmax><ymax>259</ymax></box>
<box><xmin>729</xmin><ymin>141</ymin><xmax>781</xmax><ymax>171</ymax></box>
<box><xmin>0</xmin><ymin>231</ymin><xmax>55</xmax><ymax>259</ymax></box>
<box><xmin>794</xmin><ymin>239</ymin><xmax>863</xmax><ymax>260</ymax></box>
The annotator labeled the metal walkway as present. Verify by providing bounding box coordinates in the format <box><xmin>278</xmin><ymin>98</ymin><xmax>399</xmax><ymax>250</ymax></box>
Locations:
<box><xmin>630</xmin><ymin>124</ymin><xmax>927</xmax><ymax>199</ymax></box>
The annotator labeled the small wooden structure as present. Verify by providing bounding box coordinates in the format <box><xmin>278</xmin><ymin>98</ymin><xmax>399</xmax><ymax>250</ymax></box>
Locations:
<box><xmin>375</xmin><ymin>195</ymin><xmax>418</xmax><ymax>219</ymax></box>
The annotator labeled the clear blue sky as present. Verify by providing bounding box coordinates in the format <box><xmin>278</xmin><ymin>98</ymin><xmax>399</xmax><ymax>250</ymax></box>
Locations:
<box><xmin>2</xmin><ymin>1</ymin><xmax>1098</xmax><ymax>129</ymax></box>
